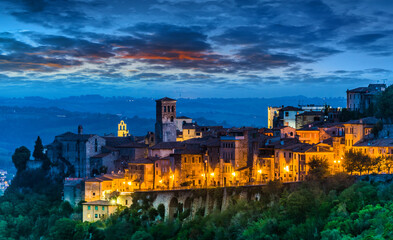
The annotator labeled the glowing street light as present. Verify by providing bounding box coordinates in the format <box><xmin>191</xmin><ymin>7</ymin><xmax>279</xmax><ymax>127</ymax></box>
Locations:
<box><xmin>210</xmin><ymin>172</ymin><xmax>215</xmax><ymax>177</ymax></box>
<box><xmin>232</xmin><ymin>172</ymin><xmax>236</xmax><ymax>177</ymax></box>
<box><xmin>284</xmin><ymin>165</ymin><xmax>289</xmax><ymax>172</ymax></box>
<box><xmin>201</xmin><ymin>173</ymin><xmax>205</xmax><ymax>177</ymax></box>
<box><xmin>128</xmin><ymin>181</ymin><xmax>131</xmax><ymax>185</ymax></box>
<box><xmin>158</xmin><ymin>179</ymin><xmax>162</xmax><ymax>183</ymax></box>
<box><xmin>257</xmin><ymin>169</ymin><xmax>262</xmax><ymax>174</ymax></box>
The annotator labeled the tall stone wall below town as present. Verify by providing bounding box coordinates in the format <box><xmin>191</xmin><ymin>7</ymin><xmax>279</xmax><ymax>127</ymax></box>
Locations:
<box><xmin>131</xmin><ymin>183</ymin><xmax>300</xmax><ymax>221</ymax></box>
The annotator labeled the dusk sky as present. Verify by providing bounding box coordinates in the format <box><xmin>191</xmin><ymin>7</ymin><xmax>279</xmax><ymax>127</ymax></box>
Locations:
<box><xmin>0</xmin><ymin>0</ymin><xmax>392</xmax><ymax>98</ymax></box>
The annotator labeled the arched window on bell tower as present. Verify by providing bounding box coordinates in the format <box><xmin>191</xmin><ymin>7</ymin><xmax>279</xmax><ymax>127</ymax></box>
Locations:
<box><xmin>118</xmin><ymin>120</ymin><xmax>129</xmax><ymax>137</ymax></box>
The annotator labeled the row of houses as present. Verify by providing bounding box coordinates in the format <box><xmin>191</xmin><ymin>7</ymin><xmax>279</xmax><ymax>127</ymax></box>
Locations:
<box><xmin>45</xmin><ymin>87</ymin><xmax>393</xmax><ymax>222</ymax></box>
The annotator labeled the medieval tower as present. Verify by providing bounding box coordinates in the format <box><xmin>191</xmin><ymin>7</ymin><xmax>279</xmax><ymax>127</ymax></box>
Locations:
<box><xmin>155</xmin><ymin>97</ymin><xmax>177</xmax><ymax>143</ymax></box>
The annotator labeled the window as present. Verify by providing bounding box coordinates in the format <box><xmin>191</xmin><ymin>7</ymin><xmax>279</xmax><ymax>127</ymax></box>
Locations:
<box><xmin>88</xmin><ymin>206</ymin><xmax>91</xmax><ymax>210</ymax></box>
<box><xmin>170</xmin><ymin>116</ymin><xmax>174</xmax><ymax>122</ymax></box>
<box><xmin>285</xmin><ymin>112</ymin><xmax>289</xmax><ymax>117</ymax></box>
<box><xmin>102</xmin><ymin>206</ymin><xmax>105</xmax><ymax>210</ymax></box>
<box><xmin>125</xmin><ymin>200</ymin><xmax>128</xmax><ymax>205</ymax></box>
<box><xmin>156</xmin><ymin>163</ymin><xmax>158</xmax><ymax>167</ymax></box>
<box><xmin>164</xmin><ymin>106</ymin><xmax>166</xmax><ymax>112</ymax></box>
<box><xmin>93</xmin><ymin>192</ymin><xmax>95</xmax><ymax>196</ymax></box>
<box><xmin>184</xmin><ymin>157</ymin><xmax>187</xmax><ymax>163</ymax></box>
<box><xmin>192</xmin><ymin>157</ymin><xmax>195</xmax><ymax>163</ymax></box>
<box><xmin>95</xmin><ymin>206</ymin><xmax>98</xmax><ymax>210</ymax></box>
<box><xmin>172</xmin><ymin>106</ymin><xmax>175</xmax><ymax>112</ymax></box>
<box><xmin>95</xmin><ymin>214</ymin><xmax>98</xmax><ymax>218</ymax></box>
<box><xmin>95</xmin><ymin>139</ymin><xmax>98</xmax><ymax>152</ymax></box>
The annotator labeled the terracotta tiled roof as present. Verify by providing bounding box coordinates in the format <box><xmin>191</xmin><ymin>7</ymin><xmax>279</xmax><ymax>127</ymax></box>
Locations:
<box><xmin>129</xmin><ymin>157</ymin><xmax>160</xmax><ymax>164</ymax></box>
<box><xmin>82</xmin><ymin>200</ymin><xmax>117</xmax><ymax>206</ymax></box>
<box><xmin>156</xmin><ymin>97</ymin><xmax>176</xmax><ymax>102</ymax></box>
<box><xmin>103</xmin><ymin>137</ymin><xmax>134</xmax><ymax>147</ymax></box>
<box><xmin>91</xmin><ymin>153</ymin><xmax>111</xmax><ymax>158</ymax></box>
<box><xmin>56</xmin><ymin>132</ymin><xmax>95</xmax><ymax>141</ymax></box>
<box><xmin>354</xmin><ymin>138</ymin><xmax>393</xmax><ymax>147</ymax></box>
<box><xmin>280</xmin><ymin>106</ymin><xmax>302</xmax><ymax>111</ymax></box>
<box><xmin>150</xmin><ymin>141</ymin><xmax>186</xmax><ymax>149</ymax></box>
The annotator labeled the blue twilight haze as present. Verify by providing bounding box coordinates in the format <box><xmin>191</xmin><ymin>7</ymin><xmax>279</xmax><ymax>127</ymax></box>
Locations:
<box><xmin>0</xmin><ymin>0</ymin><xmax>392</xmax><ymax>98</ymax></box>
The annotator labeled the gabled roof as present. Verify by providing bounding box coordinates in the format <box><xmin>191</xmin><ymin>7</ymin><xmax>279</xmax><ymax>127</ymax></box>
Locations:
<box><xmin>82</xmin><ymin>200</ymin><xmax>117</xmax><ymax>206</ymax></box>
<box><xmin>296</xmin><ymin>111</ymin><xmax>324</xmax><ymax>116</ymax></box>
<box><xmin>117</xmin><ymin>142</ymin><xmax>148</xmax><ymax>148</ymax></box>
<box><xmin>344</xmin><ymin>117</ymin><xmax>379</xmax><ymax>125</ymax></box>
<box><xmin>353</xmin><ymin>138</ymin><xmax>393</xmax><ymax>147</ymax></box>
<box><xmin>56</xmin><ymin>132</ymin><xmax>95</xmax><ymax>141</ymax></box>
<box><xmin>129</xmin><ymin>157</ymin><xmax>160</xmax><ymax>164</ymax></box>
<box><xmin>280</xmin><ymin>106</ymin><xmax>302</xmax><ymax>111</ymax></box>
<box><xmin>177</xmin><ymin>116</ymin><xmax>191</xmax><ymax>119</ymax></box>
<box><xmin>103</xmin><ymin>137</ymin><xmax>134</xmax><ymax>147</ymax></box>
<box><xmin>150</xmin><ymin>141</ymin><xmax>186</xmax><ymax>150</ymax></box>
<box><xmin>156</xmin><ymin>97</ymin><xmax>176</xmax><ymax>102</ymax></box>
<box><xmin>91</xmin><ymin>153</ymin><xmax>111</xmax><ymax>158</ymax></box>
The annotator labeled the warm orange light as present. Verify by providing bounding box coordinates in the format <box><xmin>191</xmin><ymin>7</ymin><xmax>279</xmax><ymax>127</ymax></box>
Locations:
<box><xmin>232</xmin><ymin>172</ymin><xmax>236</xmax><ymax>177</ymax></box>
<box><xmin>210</xmin><ymin>172</ymin><xmax>215</xmax><ymax>177</ymax></box>
<box><xmin>284</xmin><ymin>166</ymin><xmax>289</xmax><ymax>172</ymax></box>
<box><xmin>257</xmin><ymin>169</ymin><xmax>262</xmax><ymax>174</ymax></box>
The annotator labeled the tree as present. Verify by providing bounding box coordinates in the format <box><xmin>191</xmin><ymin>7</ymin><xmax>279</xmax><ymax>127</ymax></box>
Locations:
<box><xmin>376</xmin><ymin>84</ymin><xmax>393</xmax><ymax>120</ymax></box>
<box><xmin>131</xmin><ymin>230</ymin><xmax>153</xmax><ymax>240</ymax></box>
<box><xmin>49</xmin><ymin>218</ymin><xmax>76</xmax><ymax>240</ymax></box>
<box><xmin>12</xmin><ymin>146</ymin><xmax>30</xmax><ymax>172</ymax></box>
<box><xmin>33</xmin><ymin>136</ymin><xmax>51</xmax><ymax>170</ymax></box>
<box><xmin>307</xmin><ymin>156</ymin><xmax>330</xmax><ymax>180</ymax></box>
<box><xmin>33</xmin><ymin>136</ymin><xmax>45</xmax><ymax>161</ymax></box>
<box><xmin>385</xmin><ymin>156</ymin><xmax>393</xmax><ymax>174</ymax></box>
<box><xmin>343</xmin><ymin>149</ymin><xmax>374</xmax><ymax>175</ymax></box>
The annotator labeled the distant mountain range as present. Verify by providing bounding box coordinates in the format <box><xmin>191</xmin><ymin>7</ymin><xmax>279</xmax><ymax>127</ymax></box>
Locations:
<box><xmin>0</xmin><ymin>95</ymin><xmax>346</xmax><ymax>170</ymax></box>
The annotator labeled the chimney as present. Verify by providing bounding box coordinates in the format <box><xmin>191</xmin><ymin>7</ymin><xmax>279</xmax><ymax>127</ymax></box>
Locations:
<box><xmin>78</xmin><ymin>125</ymin><xmax>83</xmax><ymax>134</ymax></box>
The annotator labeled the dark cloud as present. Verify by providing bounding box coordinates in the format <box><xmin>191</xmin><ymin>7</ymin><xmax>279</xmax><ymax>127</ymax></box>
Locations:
<box><xmin>343</xmin><ymin>33</ymin><xmax>387</xmax><ymax>45</ymax></box>
<box><xmin>0</xmin><ymin>0</ymin><xmax>392</xmax><ymax>96</ymax></box>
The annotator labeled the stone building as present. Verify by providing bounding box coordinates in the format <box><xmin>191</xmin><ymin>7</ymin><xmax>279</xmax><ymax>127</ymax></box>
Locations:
<box><xmin>296</xmin><ymin>111</ymin><xmax>324</xmax><ymax>129</ymax></box>
<box><xmin>277</xmin><ymin>106</ymin><xmax>304</xmax><ymax>128</ymax></box>
<box><xmin>267</xmin><ymin>106</ymin><xmax>281</xmax><ymax>129</ymax></box>
<box><xmin>346</xmin><ymin>84</ymin><xmax>386</xmax><ymax>113</ymax></box>
<box><xmin>343</xmin><ymin>117</ymin><xmax>378</xmax><ymax>148</ymax></box>
<box><xmin>175</xmin><ymin>116</ymin><xmax>193</xmax><ymax>131</ymax></box>
<box><xmin>46</xmin><ymin>126</ymin><xmax>106</xmax><ymax>178</ymax></box>
<box><xmin>82</xmin><ymin>200</ymin><xmax>118</xmax><ymax>222</ymax></box>
<box><xmin>155</xmin><ymin>97</ymin><xmax>177</xmax><ymax>143</ymax></box>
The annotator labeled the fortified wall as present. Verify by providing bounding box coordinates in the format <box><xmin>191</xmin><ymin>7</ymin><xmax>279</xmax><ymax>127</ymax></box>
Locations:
<box><xmin>131</xmin><ymin>182</ymin><xmax>300</xmax><ymax>221</ymax></box>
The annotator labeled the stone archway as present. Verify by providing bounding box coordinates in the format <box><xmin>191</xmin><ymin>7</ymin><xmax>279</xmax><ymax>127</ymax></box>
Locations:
<box><xmin>168</xmin><ymin>197</ymin><xmax>179</xmax><ymax>220</ymax></box>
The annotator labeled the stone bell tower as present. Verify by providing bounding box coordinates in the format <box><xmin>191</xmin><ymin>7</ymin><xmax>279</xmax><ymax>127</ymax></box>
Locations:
<box><xmin>155</xmin><ymin>97</ymin><xmax>177</xmax><ymax>143</ymax></box>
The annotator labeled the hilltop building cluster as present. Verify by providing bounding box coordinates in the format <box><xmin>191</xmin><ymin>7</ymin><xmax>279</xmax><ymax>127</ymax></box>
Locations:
<box><xmin>45</xmin><ymin>83</ymin><xmax>393</xmax><ymax>222</ymax></box>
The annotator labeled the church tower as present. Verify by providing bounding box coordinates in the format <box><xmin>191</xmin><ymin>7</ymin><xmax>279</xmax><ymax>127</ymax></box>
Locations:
<box><xmin>155</xmin><ymin>97</ymin><xmax>177</xmax><ymax>143</ymax></box>
<box><xmin>118</xmin><ymin>120</ymin><xmax>130</xmax><ymax>137</ymax></box>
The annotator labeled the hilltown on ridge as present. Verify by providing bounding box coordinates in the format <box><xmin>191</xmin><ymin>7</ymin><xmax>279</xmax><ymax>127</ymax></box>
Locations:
<box><xmin>41</xmin><ymin>83</ymin><xmax>393</xmax><ymax>222</ymax></box>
